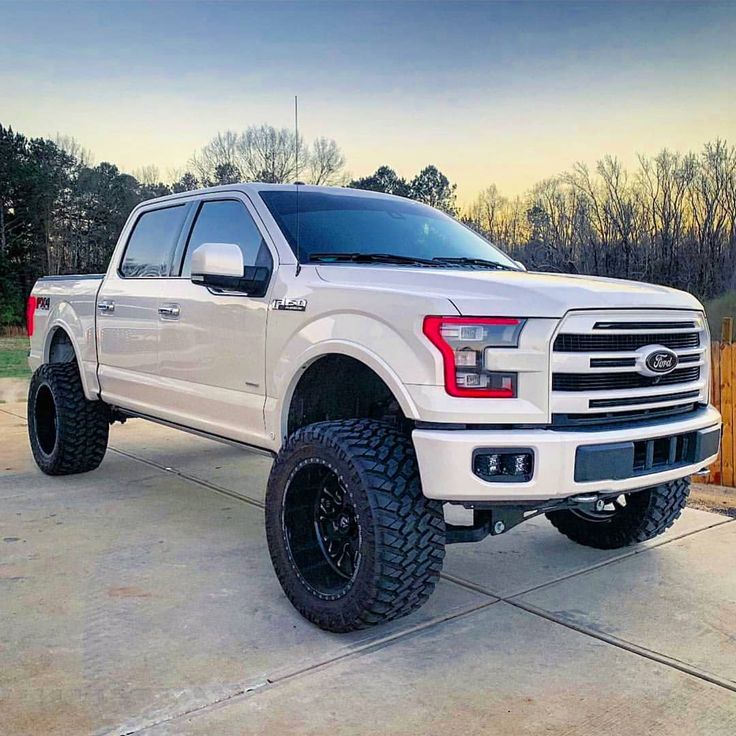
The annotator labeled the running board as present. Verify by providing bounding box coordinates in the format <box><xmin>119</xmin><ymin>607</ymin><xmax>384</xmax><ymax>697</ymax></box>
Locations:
<box><xmin>112</xmin><ymin>408</ymin><xmax>277</xmax><ymax>459</ymax></box>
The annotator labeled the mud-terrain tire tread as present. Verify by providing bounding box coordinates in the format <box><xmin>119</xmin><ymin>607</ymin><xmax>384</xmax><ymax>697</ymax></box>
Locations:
<box><xmin>545</xmin><ymin>478</ymin><xmax>690</xmax><ymax>549</ymax></box>
<box><xmin>265</xmin><ymin>418</ymin><xmax>446</xmax><ymax>632</ymax></box>
<box><xmin>28</xmin><ymin>362</ymin><xmax>109</xmax><ymax>475</ymax></box>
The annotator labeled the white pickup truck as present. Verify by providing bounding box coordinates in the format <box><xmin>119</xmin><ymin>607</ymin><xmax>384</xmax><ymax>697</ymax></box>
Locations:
<box><xmin>26</xmin><ymin>183</ymin><xmax>722</xmax><ymax>631</ymax></box>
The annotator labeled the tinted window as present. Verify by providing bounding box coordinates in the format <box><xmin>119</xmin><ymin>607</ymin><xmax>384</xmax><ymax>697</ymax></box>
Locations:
<box><xmin>120</xmin><ymin>205</ymin><xmax>187</xmax><ymax>278</ymax></box>
<box><xmin>182</xmin><ymin>200</ymin><xmax>272</xmax><ymax>277</ymax></box>
<box><xmin>260</xmin><ymin>190</ymin><xmax>517</xmax><ymax>269</ymax></box>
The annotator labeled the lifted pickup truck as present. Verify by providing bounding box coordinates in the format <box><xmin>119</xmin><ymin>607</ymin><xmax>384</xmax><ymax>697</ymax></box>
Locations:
<box><xmin>27</xmin><ymin>183</ymin><xmax>722</xmax><ymax>632</ymax></box>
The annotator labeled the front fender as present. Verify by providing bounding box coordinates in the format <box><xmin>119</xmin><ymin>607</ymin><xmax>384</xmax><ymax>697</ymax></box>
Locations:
<box><xmin>265</xmin><ymin>312</ymin><xmax>438</xmax><ymax>444</ymax></box>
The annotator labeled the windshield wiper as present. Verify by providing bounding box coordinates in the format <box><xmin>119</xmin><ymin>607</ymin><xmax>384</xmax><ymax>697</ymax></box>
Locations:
<box><xmin>309</xmin><ymin>252</ymin><xmax>437</xmax><ymax>266</ymax></box>
<box><xmin>432</xmin><ymin>257</ymin><xmax>519</xmax><ymax>270</ymax></box>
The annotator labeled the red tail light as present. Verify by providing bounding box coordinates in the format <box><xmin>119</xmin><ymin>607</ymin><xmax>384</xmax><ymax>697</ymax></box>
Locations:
<box><xmin>422</xmin><ymin>316</ymin><xmax>525</xmax><ymax>398</ymax></box>
<box><xmin>26</xmin><ymin>296</ymin><xmax>37</xmax><ymax>337</ymax></box>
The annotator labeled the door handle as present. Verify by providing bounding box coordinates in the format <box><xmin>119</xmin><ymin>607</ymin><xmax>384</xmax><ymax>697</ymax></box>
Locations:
<box><xmin>158</xmin><ymin>304</ymin><xmax>181</xmax><ymax>319</ymax></box>
<box><xmin>97</xmin><ymin>300</ymin><xmax>115</xmax><ymax>313</ymax></box>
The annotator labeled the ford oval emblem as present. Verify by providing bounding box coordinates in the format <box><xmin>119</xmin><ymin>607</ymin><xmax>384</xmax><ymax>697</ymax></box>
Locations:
<box><xmin>644</xmin><ymin>348</ymin><xmax>678</xmax><ymax>374</ymax></box>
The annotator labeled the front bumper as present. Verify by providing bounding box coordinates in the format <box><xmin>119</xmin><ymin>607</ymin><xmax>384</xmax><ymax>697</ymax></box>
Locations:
<box><xmin>412</xmin><ymin>405</ymin><xmax>721</xmax><ymax>502</ymax></box>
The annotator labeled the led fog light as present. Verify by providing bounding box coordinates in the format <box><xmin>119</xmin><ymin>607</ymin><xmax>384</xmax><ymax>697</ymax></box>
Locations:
<box><xmin>472</xmin><ymin>448</ymin><xmax>534</xmax><ymax>483</ymax></box>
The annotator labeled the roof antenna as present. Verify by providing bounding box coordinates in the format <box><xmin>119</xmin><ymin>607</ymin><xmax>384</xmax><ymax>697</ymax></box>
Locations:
<box><xmin>294</xmin><ymin>95</ymin><xmax>302</xmax><ymax>276</ymax></box>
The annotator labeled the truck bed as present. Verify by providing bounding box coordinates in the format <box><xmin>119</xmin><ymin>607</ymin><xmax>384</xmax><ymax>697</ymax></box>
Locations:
<box><xmin>28</xmin><ymin>274</ymin><xmax>105</xmax><ymax>397</ymax></box>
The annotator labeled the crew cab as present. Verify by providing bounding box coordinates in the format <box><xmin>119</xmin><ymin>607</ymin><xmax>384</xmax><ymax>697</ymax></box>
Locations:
<box><xmin>26</xmin><ymin>183</ymin><xmax>722</xmax><ymax>631</ymax></box>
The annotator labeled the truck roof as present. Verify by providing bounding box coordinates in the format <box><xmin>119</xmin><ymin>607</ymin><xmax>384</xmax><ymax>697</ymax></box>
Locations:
<box><xmin>134</xmin><ymin>182</ymin><xmax>411</xmax><ymax>210</ymax></box>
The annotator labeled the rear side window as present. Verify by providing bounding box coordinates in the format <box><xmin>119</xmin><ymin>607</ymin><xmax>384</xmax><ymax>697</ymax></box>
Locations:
<box><xmin>120</xmin><ymin>205</ymin><xmax>187</xmax><ymax>278</ymax></box>
<box><xmin>181</xmin><ymin>200</ymin><xmax>273</xmax><ymax>277</ymax></box>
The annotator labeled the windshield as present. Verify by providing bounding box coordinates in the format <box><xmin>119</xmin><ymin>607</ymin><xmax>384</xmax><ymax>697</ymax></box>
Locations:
<box><xmin>259</xmin><ymin>189</ymin><xmax>518</xmax><ymax>269</ymax></box>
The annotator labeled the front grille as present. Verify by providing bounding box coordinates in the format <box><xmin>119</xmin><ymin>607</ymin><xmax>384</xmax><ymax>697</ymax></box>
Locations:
<box><xmin>589</xmin><ymin>389</ymin><xmax>701</xmax><ymax>409</ymax></box>
<box><xmin>551</xmin><ymin>312</ymin><xmax>707</xmax><ymax>420</ymax></box>
<box><xmin>593</xmin><ymin>321</ymin><xmax>696</xmax><ymax>330</ymax></box>
<box><xmin>553</xmin><ymin>366</ymin><xmax>700</xmax><ymax>392</ymax></box>
<box><xmin>554</xmin><ymin>332</ymin><xmax>700</xmax><ymax>352</ymax></box>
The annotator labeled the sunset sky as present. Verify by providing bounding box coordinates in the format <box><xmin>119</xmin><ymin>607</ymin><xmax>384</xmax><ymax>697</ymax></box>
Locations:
<box><xmin>2</xmin><ymin>0</ymin><xmax>734</xmax><ymax>204</ymax></box>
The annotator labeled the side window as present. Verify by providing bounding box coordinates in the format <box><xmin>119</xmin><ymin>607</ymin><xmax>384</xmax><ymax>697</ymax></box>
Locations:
<box><xmin>120</xmin><ymin>205</ymin><xmax>187</xmax><ymax>278</ymax></box>
<box><xmin>181</xmin><ymin>200</ymin><xmax>273</xmax><ymax>277</ymax></box>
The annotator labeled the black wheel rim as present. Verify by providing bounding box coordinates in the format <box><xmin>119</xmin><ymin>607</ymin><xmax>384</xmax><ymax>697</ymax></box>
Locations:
<box><xmin>282</xmin><ymin>459</ymin><xmax>361</xmax><ymax>599</ymax></box>
<box><xmin>34</xmin><ymin>383</ymin><xmax>58</xmax><ymax>456</ymax></box>
<box><xmin>571</xmin><ymin>494</ymin><xmax>628</xmax><ymax>522</ymax></box>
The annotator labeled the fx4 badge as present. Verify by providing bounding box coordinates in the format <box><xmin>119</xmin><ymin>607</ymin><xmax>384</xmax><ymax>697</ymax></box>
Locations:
<box><xmin>271</xmin><ymin>298</ymin><xmax>307</xmax><ymax>312</ymax></box>
<box><xmin>37</xmin><ymin>296</ymin><xmax>51</xmax><ymax>310</ymax></box>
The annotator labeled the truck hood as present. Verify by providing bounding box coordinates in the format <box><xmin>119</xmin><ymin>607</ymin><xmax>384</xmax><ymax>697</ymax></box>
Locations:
<box><xmin>315</xmin><ymin>266</ymin><xmax>702</xmax><ymax>317</ymax></box>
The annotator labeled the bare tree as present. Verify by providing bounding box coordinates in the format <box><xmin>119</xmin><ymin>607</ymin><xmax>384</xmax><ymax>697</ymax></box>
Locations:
<box><xmin>307</xmin><ymin>137</ymin><xmax>346</xmax><ymax>185</ymax></box>
<box><xmin>234</xmin><ymin>125</ymin><xmax>306</xmax><ymax>183</ymax></box>
<box><xmin>190</xmin><ymin>126</ymin><xmax>345</xmax><ymax>186</ymax></box>
<box><xmin>53</xmin><ymin>134</ymin><xmax>94</xmax><ymax>167</ymax></box>
<box><xmin>132</xmin><ymin>165</ymin><xmax>161</xmax><ymax>187</ymax></box>
<box><xmin>190</xmin><ymin>130</ymin><xmax>242</xmax><ymax>185</ymax></box>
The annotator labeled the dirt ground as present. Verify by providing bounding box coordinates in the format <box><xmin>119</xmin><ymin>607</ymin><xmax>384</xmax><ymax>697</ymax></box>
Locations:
<box><xmin>690</xmin><ymin>482</ymin><xmax>736</xmax><ymax>518</ymax></box>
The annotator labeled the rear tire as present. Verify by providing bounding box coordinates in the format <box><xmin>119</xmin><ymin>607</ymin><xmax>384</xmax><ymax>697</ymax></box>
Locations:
<box><xmin>545</xmin><ymin>478</ymin><xmax>690</xmax><ymax>550</ymax></box>
<box><xmin>265</xmin><ymin>419</ymin><xmax>446</xmax><ymax>632</ymax></box>
<box><xmin>28</xmin><ymin>363</ymin><xmax>109</xmax><ymax>475</ymax></box>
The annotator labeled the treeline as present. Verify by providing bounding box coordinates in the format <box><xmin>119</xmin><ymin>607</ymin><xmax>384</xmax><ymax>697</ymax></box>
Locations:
<box><xmin>0</xmin><ymin>122</ymin><xmax>456</xmax><ymax>327</ymax></box>
<box><xmin>0</xmin><ymin>120</ymin><xmax>734</xmax><ymax>328</ymax></box>
<box><xmin>463</xmin><ymin>141</ymin><xmax>736</xmax><ymax>301</ymax></box>
<box><xmin>0</xmin><ymin>125</ymin><xmax>171</xmax><ymax>325</ymax></box>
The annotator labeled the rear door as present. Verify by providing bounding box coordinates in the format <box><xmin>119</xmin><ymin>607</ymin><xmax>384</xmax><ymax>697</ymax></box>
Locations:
<box><xmin>154</xmin><ymin>193</ymin><xmax>275</xmax><ymax>447</ymax></box>
<box><xmin>96</xmin><ymin>202</ymin><xmax>192</xmax><ymax>412</ymax></box>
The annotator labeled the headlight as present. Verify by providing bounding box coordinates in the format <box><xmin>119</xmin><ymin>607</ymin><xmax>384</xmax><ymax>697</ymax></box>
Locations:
<box><xmin>423</xmin><ymin>316</ymin><xmax>526</xmax><ymax>397</ymax></box>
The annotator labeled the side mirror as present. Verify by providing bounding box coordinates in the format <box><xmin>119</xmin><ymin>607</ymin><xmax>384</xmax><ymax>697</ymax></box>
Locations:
<box><xmin>514</xmin><ymin>260</ymin><xmax>527</xmax><ymax>271</ymax></box>
<box><xmin>190</xmin><ymin>242</ymin><xmax>270</xmax><ymax>297</ymax></box>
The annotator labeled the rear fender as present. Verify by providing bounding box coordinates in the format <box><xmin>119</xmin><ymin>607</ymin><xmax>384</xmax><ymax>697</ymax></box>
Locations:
<box><xmin>42</xmin><ymin>302</ymin><xmax>100</xmax><ymax>399</ymax></box>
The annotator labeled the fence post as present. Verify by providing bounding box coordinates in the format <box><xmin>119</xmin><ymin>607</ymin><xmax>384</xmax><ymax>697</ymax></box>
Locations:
<box><xmin>722</xmin><ymin>317</ymin><xmax>733</xmax><ymax>343</ymax></box>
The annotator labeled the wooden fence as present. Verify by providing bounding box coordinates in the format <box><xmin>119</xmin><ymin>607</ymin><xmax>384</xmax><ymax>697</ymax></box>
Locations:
<box><xmin>705</xmin><ymin>322</ymin><xmax>734</xmax><ymax>487</ymax></box>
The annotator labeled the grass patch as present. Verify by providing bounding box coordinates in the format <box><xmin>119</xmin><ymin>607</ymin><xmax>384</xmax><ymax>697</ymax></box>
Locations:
<box><xmin>0</xmin><ymin>336</ymin><xmax>31</xmax><ymax>378</ymax></box>
<box><xmin>705</xmin><ymin>290</ymin><xmax>736</xmax><ymax>337</ymax></box>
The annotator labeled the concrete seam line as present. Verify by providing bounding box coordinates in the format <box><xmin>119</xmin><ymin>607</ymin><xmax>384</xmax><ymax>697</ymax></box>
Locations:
<box><xmin>439</xmin><ymin>515</ymin><xmax>735</xmax><ymax>602</ymax></box>
<box><xmin>504</xmin><ymin>515</ymin><xmax>735</xmax><ymax>599</ymax></box>
<box><xmin>505</xmin><ymin>599</ymin><xmax>736</xmax><ymax>694</ymax></box>
<box><xmin>111</xmin><ymin>681</ymin><xmax>270</xmax><ymax>736</ymax></box>
<box><xmin>439</xmin><ymin>571</ymin><xmax>499</xmax><ymax>598</ymax></box>
<box><xmin>267</xmin><ymin>598</ymin><xmax>499</xmax><ymax>685</ymax></box>
<box><xmin>111</xmin><ymin>599</ymin><xmax>500</xmax><ymax>736</ymax></box>
<box><xmin>108</xmin><ymin>446</ymin><xmax>267</xmax><ymax>510</ymax></box>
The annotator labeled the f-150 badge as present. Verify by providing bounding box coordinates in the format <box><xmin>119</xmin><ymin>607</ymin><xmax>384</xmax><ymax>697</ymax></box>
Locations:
<box><xmin>271</xmin><ymin>298</ymin><xmax>307</xmax><ymax>312</ymax></box>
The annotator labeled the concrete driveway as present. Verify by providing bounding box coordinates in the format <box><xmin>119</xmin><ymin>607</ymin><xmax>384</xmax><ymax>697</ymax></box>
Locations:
<box><xmin>1</xmin><ymin>401</ymin><xmax>735</xmax><ymax>735</ymax></box>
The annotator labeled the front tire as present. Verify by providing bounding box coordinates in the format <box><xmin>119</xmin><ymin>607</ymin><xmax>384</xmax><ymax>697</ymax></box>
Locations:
<box><xmin>265</xmin><ymin>419</ymin><xmax>445</xmax><ymax>632</ymax></box>
<box><xmin>546</xmin><ymin>478</ymin><xmax>690</xmax><ymax>550</ymax></box>
<box><xmin>28</xmin><ymin>363</ymin><xmax>109</xmax><ymax>475</ymax></box>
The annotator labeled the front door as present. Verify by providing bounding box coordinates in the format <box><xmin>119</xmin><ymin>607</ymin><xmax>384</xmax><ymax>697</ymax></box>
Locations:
<box><xmin>155</xmin><ymin>195</ymin><xmax>275</xmax><ymax>447</ymax></box>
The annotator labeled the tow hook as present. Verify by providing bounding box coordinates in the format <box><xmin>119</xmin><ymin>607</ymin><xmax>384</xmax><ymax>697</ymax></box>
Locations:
<box><xmin>446</xmin><ymin>507</ymin><xmax>529</xmax><ymax>544</ymax></box>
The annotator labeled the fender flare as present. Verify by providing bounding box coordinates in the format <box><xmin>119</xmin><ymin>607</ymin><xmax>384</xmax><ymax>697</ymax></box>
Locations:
<box><xmin>276</xmin><ymin>339</ymin><xmax>421</xmax><ymax>441</ymax></box>
<box><xmin>42</xmin><ymin>303</ymin><xmax>99</xmax><ymax>399</ymax></box>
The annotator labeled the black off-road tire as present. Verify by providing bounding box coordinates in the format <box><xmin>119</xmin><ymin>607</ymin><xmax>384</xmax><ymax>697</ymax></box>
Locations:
<box><xmin>545</xmin><ymin>478</ymin><xmax>691</xmax><ymax>550</ymax></box>
<box><xmin>265</xmin><ymin>419</ymin><xmax>446</xmax><ymax>632</ymax></box>
<box><xmin>28</xmin><ymin>362</ymin><xmax>109</xmax><ymax>475</ymax></box>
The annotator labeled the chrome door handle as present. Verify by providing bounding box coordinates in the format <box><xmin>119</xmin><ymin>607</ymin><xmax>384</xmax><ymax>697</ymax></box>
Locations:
<box><xmin>97</xmin><ymin>300</ymin><xmax>115</xmax><ymax>313</ymax></box>
<box><xmin>158</xmin><ymin>304</ymin><xmax>181</xmax><ymax>319</ymax></box>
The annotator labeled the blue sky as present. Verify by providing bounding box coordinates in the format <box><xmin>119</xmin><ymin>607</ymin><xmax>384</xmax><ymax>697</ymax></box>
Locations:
<box><xmin>2</xmin><ymin>0</ymin><xmax>734</xmax><ymax>201</ymax></box>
